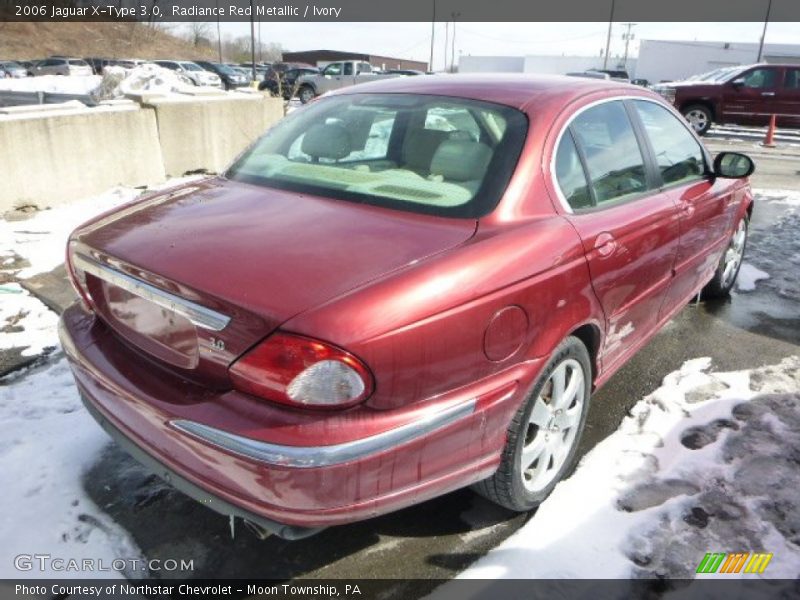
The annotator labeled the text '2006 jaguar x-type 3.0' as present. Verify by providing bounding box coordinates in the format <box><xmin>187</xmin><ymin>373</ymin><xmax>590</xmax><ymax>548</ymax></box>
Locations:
<box><xmin>60</xmin><ymin>74</ymin><xmax>755</xmax><ymax>539</ymax></box>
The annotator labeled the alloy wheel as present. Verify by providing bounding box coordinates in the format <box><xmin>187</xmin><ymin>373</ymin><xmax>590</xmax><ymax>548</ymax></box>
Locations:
<box><xmin>722</xmin><ymin>219</ymin><xmax>747</xmax><ymax>288</ymax></box>
<box><xmin>520</xmin><ymin>358</ymin><xmax>587</xmax><ymax>492</ymax></box>
<box><xmin>685</xmin><ymin>109</ymin><xmax>709</xmax><ymax>133</ymax></box>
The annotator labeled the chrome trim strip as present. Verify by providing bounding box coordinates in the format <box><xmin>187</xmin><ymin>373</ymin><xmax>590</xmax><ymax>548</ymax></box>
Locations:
<box><xmin>73</xmin><ymin>254</ymin><xmax>231</xmax><ymax>332</ymax></box>
<box><xmin>171</xmin><ymin>397</ymin><xmax>482</xmax><ymax>468</ymax></box>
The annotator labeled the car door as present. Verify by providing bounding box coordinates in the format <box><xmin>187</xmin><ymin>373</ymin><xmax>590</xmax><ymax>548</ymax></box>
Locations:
<box><xmin>629</xmin><ymin>99</ymin><xmax>736</xmax><ymax>317</ymax></box>
<box><xmin>319</xmin><ymin>62</ymin><xmax>344</xmax><ymax>93</ymax></box>
<box><xmin>720</xmin><ymin>66</ymin><xmax>780</xmax><ymax>126</ymax></box>
<box><xmin>553</xmin><ymin>99</ymin><xmax>680</xmax><ymax>371</ymax></box>
<box><xmin>775</xmin><ymin>67</ymin><xmax>800</xmax><ymax>128</ymax></box>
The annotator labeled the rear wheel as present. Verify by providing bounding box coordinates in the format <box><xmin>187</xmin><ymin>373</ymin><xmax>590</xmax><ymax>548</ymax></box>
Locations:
<box><xmin>682</xmin><ymin>104</ymin><xmax>712</xmax><ymax>136</ymax></box>
<box><xmin>473</xmin><ymin>336</ymin><xmax>591</xmax><ymax>511</ymax></box>
<box><xmin>703</xmin><ymin>215</ymin><xmax>748</xmax><ymax>298</ymax></box>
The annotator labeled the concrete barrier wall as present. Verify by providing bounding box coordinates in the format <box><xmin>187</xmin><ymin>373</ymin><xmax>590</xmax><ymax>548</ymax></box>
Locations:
<box><xmin>145</xmin><ymin>94</ymin><xmax>284</xmax><ymax>177</ymax></box>
<box><xmin>0</xmin><ymin>95</ymin><xmax>284</xmax><ymax>213</ymax></box>
<box><xmin>0</xmin><ymin>105</ymin><xmax>165</xmax><ymax>212</ymax></box>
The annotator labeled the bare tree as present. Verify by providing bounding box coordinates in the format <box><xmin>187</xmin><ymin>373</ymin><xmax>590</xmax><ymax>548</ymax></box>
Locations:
<box><xmin>187</xmin><ymin>22</ymin><xmax>213</xmax><ymax>48</ymax></box>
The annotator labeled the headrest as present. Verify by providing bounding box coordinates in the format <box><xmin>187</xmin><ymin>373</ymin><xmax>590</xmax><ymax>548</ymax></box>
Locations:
<box><xmin>402</xmin><ymin>129</ymin><xmax>448</xmax><ymax>171</ymax></box>
<box><xmin>430</xmin><ymin>140</ymin><xmax>492</xmax><ymax>182</ymax></box>
<box><xmin>301</xmin><ymin>122</ymin><xmax>352</xmax><ymax>160</ymax></box>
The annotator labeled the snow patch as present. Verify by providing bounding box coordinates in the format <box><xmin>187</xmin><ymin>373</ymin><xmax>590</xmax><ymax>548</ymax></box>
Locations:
<box><xmin>0</xmin><ymin>283</ymin><xmax>59</xmax><ymax>356</ymax></box>
<box><xmin>736</xmin><ymin>263</ymin><xmax>770</xmax><ymax>292</ymax></box>
<box><xmin>447</xmin><ymin>356</ymin><xmax>800</xmax><ymax>581</ymax></box>
<box><xmin>0</xmin><ymin>176</ymin><xmax>206</xmax><ymax>279</ymax></box>
<box><xmin>0</xmin><ymin>358</ymin><xmax>144</xmax><ymax>578</ymax></box>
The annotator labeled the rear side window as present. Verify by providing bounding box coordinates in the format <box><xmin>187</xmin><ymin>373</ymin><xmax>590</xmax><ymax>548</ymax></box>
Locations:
<box><xmin>785</xmin><ymin>69</ymin><xmax>800</xmax><ymax>89</ymax></box>
<box><xmin>634</xmin><ymin>101</ymin><xmax>706</xmax><ymax>185</ymax></box>
<box><xmin>569</xmin><ymin>101</ymin><xmax>648</xmax><ymax>206</ymax></box>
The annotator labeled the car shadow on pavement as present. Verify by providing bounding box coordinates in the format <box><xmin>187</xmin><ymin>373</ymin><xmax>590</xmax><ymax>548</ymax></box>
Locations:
<box><xmin>83</xmin><ymin>444</ymin><xmax>525</xmax><ymax>580</ymax></box>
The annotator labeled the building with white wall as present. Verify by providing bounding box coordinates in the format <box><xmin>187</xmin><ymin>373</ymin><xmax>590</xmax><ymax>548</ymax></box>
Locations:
<box><xmin>459</xmin><ymin>39</ymin><xmax>800</xmax><ymax>83</ymax></box>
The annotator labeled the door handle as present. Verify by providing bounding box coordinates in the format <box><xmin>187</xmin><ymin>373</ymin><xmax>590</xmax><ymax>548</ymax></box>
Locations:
<box><xmin>680</xmin><ymin>202</ymin><xmax>696</xmax><ymax>218</ymax></box>
<box><xmin>594</xmin><ymin>232</ymin><xmax>617</xmax><ymax>257</ymax></box>
<box><xmin>761</xmin><ymin>92</ymin><xmax>776</xmax><ymax>96</ymax></box>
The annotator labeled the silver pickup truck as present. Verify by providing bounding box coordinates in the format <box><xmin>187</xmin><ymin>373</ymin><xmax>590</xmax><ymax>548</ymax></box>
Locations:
<box><xmin>295</xmin><ymin>60</ymin><xmax>399</xmax><ymax>103</ymax></box>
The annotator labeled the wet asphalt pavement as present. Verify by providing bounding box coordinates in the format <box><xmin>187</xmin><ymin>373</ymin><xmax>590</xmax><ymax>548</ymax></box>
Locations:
<box><xmin>76</xmin><ymin>143</ymin><xmax>800</xmax><ymax>591</ymax></box>
<box><xmin>8</xmin><ymin>139</ymin><xmax>799</xmax><ymax>591</ymax></box>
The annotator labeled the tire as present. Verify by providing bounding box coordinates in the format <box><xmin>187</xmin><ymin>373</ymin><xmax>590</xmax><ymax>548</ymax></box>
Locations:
<box><xmin>473</xmin><ymin>336</ymin><xmax>592</xmax><ymax>511</ymax></box>
<box><xmin>703</xmin><ymin>215</ymin><xmax>748</xmax><ymax>298</ymax></box>
<box><xmin>298</xmin><ymin>85</ymin><xmax>315</xmax><ymax>104</ymax></box>
<box><xmin>682</xmin><ymin>104</ymin><xmax>713</xmax><ymax>136</ymax></box>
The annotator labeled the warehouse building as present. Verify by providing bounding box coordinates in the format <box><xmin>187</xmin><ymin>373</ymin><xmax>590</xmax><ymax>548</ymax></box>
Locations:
<box><xmin>460</xmin><ymin>39</ymin><xmax>800</xmax><ymax>83</ymax></box>
<box><xmin>282</xmin><ymin>50</ymin><xmax>428</xmax><ymax>72</ymax></box>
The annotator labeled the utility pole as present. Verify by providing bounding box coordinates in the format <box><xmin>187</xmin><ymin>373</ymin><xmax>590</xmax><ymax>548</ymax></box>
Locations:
<box><xmin>757</xmin><ymin>0</ymin><xmax>773</xmax><ymax>62</ymax></box>
<box><xmin>603</xmin><ymin>0</ymin><xmax>615</xmax><ymax>69</ymax></box>
<box><xmin>216</xmin><ymin>0</ymin><xmax>222</xmax><ymax>63</ymax></box>
<box><xmin>621</xmin><ymin>22</ymin><xmax>636</xmax><ymax>70</ymax></box>
<box><xmin>443</xmin><ymin>21</ymin><xmax>449</xmax><ymax>73</ymax></box>
<box><xmin>258</xmin><ymin>20</ymin><xmax>262</xmax><ymax>63</ymax></box>
<box><xmin>249</xmin><ymin>0</ymin><xmax>256</xmax><ymax>82</ymax></box>
<box><xmin>451</xmin><ymin>12</ymin><xmax>460</xmax><ymax>72</ymax></box>
<box><xmin>429</xmin><ymin>0</ymin><xmax>435</xmax><ymax>73</ymax></box>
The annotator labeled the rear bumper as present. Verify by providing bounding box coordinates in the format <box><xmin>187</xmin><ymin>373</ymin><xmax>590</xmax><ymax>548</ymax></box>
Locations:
<box><xmin>60</xmin><ymin>303</ymin><xmax>538</xmax><ymax>532</ymax></box>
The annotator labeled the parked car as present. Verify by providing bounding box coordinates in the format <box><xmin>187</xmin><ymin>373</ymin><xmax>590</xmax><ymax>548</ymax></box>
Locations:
<box><xmin>17</xmin><ymin>60</ymin><xmax>36</xmax><ymax>76</ymax></box>
<box><xmin>194</xmin><ymin>61</ymin><xmax>250</xmax><ymax>90</ymax></box>
<box><xmin>153</xmin><ymin>60</ymin><xmax>222</xmax><ymax>87</ymax></box>
<box><xmin>60</xmin><ymin>75</ymin><xmax>754</xmax><ymax>539</ymax></box>
<box><xmin>387</xmin><ymin>69</ymin><xmax>425</xmax><ymax>76</ymax></box>
<box><xmin>587</xmin><ymin>68</ymin><xmax>631</xmax><ymax>82</ymax></box>
<box><xmin>654</xmin><ymin>63</ymin><xmax>800</xmax><ymax>135</ymax></box>
<box><xmin>295</xmin><ymin>60</ymin><xmax>399</xmax><ymax>103</ymax></box>
<box><xmin>0</xmin><ymin>60</ymin><xmax>28</xmax><ymax>78</ymax></box>
<box><xmin>109</xmin><ymin>59</ymin><xmax>153</xmax><ymax>70</ymax></box>
<box><xmin>566</xmin><ymin>71</ymin><xmax>610</xmax><ymax>80</ymax></box>
<box><xmin>259</xmin><ymin>66</ymin><xmax>320</xmax><ymax>98</ymax></box>
<box><xmin>33</xmin><ymin>57</ymin><xmax>93</xmax><ymax>76</ymax></box>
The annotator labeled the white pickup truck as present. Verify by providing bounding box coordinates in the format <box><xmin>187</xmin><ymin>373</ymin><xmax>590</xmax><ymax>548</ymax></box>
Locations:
<box><xmin>295</xmin><ymin>60</ymin><xmax>399</xmax><ymax>103</ymax></box>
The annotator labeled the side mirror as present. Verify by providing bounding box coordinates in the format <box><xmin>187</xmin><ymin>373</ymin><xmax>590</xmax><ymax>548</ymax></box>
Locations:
<box><xmin>731</xmin><ymin>77</ymin><xmax>745</xmax><ymax>88</ymax></box>
<box><xmin>713</xmin><ymin>152</ymin><xmax>755</xmax><ymax>179</ymax></box>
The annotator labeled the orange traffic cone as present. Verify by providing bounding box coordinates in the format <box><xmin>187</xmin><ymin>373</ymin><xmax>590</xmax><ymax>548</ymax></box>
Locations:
<box><xmin>761</xmin><ymin>114</ymin><xmax>777</xmax><ymax>148</ymax></box>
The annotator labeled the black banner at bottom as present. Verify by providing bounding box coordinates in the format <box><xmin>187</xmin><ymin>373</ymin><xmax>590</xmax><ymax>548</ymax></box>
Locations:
<box><xmin>2</xmin><ymin>579</ymin><xmax>799</xmax><ymax>600</ymax></box>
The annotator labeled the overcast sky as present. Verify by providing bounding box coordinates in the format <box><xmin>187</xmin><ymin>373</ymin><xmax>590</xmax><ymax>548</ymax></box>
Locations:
<box><xmin>198</xmin><ymin>21</ymin><xmax>800</xmax><ymax>69</ymax></box>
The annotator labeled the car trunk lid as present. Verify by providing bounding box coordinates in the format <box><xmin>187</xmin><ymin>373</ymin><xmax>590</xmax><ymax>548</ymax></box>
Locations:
<box><xmin>71</xmin><ymin>178</ymin><xmax>476</xmax><ymax>387</ymax></box>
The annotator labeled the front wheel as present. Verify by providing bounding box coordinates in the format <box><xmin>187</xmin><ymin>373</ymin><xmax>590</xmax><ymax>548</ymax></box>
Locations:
<box><xmin>473</xmin><ymin>336</ymin><xmax>592</xmax><ymax>511</ymax></box>
<box><xmin>682</xmin><ymin>104</ymin><xmax>713</xmax><ymax>136</ymax></box>
<box><xmin>298</xmin><ymin>85</ymin><xmax>315</xmax><ymax>104</ymax></box>
<box><xmin>703</xmin><ymin>216</ymin><xmax>748</xmax><ymax>298</ymax></box>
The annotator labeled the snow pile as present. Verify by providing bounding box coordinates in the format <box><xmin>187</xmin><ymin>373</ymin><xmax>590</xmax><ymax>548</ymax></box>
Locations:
<box><xmin>750</xmin><ymin>189</ymin><xmax>800</xmax><ymax>301</ymax></box>
<box><xmin>0</xmin><ymin>283</ymin><xmax>59</xmax><ymax>357</ymax></box>
<box><xmin>0</xmin><ymin>74</ymin><xmax>101</xmax><ymax>94</ymax></box>
<box><xmin>0</xmin><ymin>358</ymin><xmax>144</xmax><ymax>578</ymax></box>
<box><xmin>93</xmin><ymin>64</ymin><xmax>198</xmax><ymax>100</ymax></box>
<box><xmin>453</xmin><ymin>357</ymin><xmax>800</xmax><ymax>580</ymax></box>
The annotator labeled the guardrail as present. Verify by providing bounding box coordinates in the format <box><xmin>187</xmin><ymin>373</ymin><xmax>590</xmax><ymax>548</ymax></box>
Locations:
<box><xmin>0</xmin><ymin>90</ymin><xmax>97</xmax><ymax>108</ymax></box>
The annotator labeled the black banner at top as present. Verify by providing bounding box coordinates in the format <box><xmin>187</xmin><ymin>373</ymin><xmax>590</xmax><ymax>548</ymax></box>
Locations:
<box><xmin>2</xmin><ymin>0</ymin><xmax>800</xmax><ymax>22</ymax></box>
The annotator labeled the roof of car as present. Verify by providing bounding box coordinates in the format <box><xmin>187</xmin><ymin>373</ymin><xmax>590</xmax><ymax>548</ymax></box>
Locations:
<box><xmin>333</xmin><ymin>73</ymin><xmax>641</xmax><ymax>110</ymax></box>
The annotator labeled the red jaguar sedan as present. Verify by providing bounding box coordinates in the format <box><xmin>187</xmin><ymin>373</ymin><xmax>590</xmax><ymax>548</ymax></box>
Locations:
<box><xmin>60</xmin><ymin>75</ymin><xmax>754</xmax><ymax>539</ymax></box>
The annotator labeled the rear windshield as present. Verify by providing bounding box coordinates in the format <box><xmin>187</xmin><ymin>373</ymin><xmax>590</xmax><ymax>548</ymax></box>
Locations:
<box><xmin>227</xmin><ymin>93</ymin><xmax>527</xmax><ymax>218</ymax></box>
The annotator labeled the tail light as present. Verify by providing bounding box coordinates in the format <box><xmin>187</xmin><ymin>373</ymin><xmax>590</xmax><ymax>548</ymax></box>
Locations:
<box><xmin>229</xmin><ymin>333</ymin><xmax>373</xmax><ymax>409</ymax></box>
<box><xmin>66</xmin><ymin>240</ymin><xmax>93</xmax><ymax>311</ymax></box>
